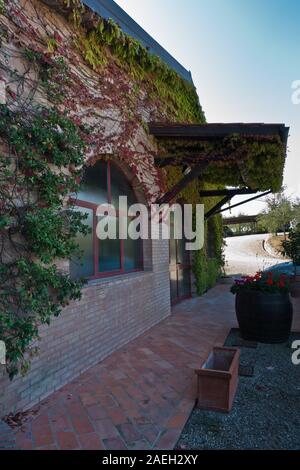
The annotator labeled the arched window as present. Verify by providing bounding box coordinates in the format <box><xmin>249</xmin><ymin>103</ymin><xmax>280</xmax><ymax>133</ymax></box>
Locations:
<box><xmin>70</xmin><ymin>160</ymin><xmax>143</xmax><ymax>279</ymax></box>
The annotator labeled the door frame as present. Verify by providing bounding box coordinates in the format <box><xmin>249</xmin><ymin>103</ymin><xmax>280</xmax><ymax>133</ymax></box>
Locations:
<box><xmin>169</xmin><ymin>238</ymin><xmax>192</xmax><ymax>306</ymax></box>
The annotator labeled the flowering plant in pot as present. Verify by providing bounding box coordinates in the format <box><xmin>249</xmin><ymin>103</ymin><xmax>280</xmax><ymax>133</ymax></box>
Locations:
<box><xmin>282</xmin><ymin>224</ymin><xmax>300</xmax><ymax>298</ymax></box>
<box><xmin>231</xmin><ymin>271</ymin><xmax>293</xmax><ymax>343</ymax></box>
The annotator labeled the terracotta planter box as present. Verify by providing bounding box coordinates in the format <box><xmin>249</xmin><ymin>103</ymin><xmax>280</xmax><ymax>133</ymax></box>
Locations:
<box><xmin>195</xmin><ymin>347</ymin><xmax>240</xmax><ymax>413</ymax></box>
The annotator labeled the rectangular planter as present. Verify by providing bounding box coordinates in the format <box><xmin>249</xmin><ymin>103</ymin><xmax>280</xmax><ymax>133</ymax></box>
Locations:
<box><xmin>195</xmin><ymin>347</ymin><xmax>240</xmax><ymax>413</ymax></box>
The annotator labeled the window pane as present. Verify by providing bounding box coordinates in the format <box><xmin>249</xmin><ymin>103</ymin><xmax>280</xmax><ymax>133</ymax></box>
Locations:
<box><xmin>110</xmin><ymin>164</ymin><xmax>137</xmax><ymax>209</ymax></box>
<box><xmin>98</xmin><ymin>216</ymin><xmax>121</xmax><ymax>272</ymax></box>
<box><xmin>77</xmin><ymin>161</ymin><xmax>107</xmax><ymax>205</ymax></box>
<box><xmin>123</xmin><ymin>216</ymin><xmax>143</xmax><ymax>271</ymax></box>
<box><xmin>124</xmin><ymin>237</ymin><xmax>143</xmax><ymax>271</ymax></box>
<box><xmin>70</xmin><ymin>207</ymin><xmax>94</xmax><ymax>279</ymax></box>
<box><xmin>99</xmin><ymin>239</ymin><xmax>121</xmax><ymax>272</ymax></box>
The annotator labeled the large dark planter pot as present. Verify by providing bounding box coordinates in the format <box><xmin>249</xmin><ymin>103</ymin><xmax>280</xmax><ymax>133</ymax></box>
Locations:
<box><xmin>235</xmin><ymin>290</ymin><xmax>293</xmax><ymax>343</ymax></box>
<box><xmin>291</xmin><ymin>275</ymin><xmax>300</xmax><ymax>299</ymax></box>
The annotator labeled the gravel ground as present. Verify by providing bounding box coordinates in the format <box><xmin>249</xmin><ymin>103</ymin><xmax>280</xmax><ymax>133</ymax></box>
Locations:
<box><xmin>177</xmin><ymin>330</ymin><xmax>300</xmax><ymax>450</ymax></box>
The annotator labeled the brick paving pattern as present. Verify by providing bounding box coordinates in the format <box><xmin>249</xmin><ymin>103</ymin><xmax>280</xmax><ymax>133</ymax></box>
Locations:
<box><xmin>4</xmin><ymin>284</ymin><xmax>300</xmax><ymax>450</ymax></box>
<box><xmin>0</xmin><ymin>420</ymin><xmax>16</xmax><ymax>449</ymax></box>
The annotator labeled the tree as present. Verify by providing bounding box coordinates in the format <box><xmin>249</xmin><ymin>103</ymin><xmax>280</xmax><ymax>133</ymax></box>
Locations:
<box><xmin>282</xmin><ymin>224</ymin><xmax>300</xmax><ymax>266</ymax></box>
<box><xmin>258</xmin><ymin>191</ymin><xmax>295</xmax><ymax>239</ymax></box>
<box><xmin>293</xmin><ymin>198</ymin><xmax>300</xmax><ymax>226</ymax></box>
<box><xmin>224</xmin><ymin>225</ymin><xmax>234</xmax><ymax>237</ymax></box>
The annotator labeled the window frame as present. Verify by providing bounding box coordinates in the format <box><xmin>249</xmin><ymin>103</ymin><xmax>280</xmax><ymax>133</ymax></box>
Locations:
<box><xmin>70</xmin><ymin>160</ymin><xmax>144</xmax><ymax>280</ymax></box>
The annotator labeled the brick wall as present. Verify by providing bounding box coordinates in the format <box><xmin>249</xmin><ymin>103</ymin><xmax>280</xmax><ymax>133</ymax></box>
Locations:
<box><xmin>0</xmin><ymin>238</ymin><xmax>171</xmax><ymax>417</ymax></box>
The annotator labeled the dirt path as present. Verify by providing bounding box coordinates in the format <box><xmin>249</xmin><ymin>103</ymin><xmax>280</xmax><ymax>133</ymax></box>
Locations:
<box><xmin>224</xmin><ymin>233</ymin><xmax>283</xmax><ymax>276</ymax></box>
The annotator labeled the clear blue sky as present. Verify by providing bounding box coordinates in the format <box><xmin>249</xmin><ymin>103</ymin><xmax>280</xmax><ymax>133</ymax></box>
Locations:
<box><xmin>115</xmin><ymin>0</ymin><xmax>300</xmax><ymax>215</ymax></box>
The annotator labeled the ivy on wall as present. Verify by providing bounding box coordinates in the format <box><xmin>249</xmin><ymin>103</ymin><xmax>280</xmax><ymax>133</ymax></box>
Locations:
<box><xmin>164</xmin><ymin>167</ymin><xmax>225</xmax><ymax>293</ymax></box>
<box><xmin>193</xmin><ymin>214</ymin><xmax>225</xmax><ymax>295</ymax></box>
<box><xmin>62</xmin><ymin>0</ymin><xmax>205</xmax><ymax>123</ymax></box>
<box><xmin>0</xmin><ymin>103</ymin><xmax>90</xmax><ymax>378</ymax></box>
<box><xmin>157</xmin><ymin>135</ymin><xmax>286</xmax><ymax>193</ymax></box>
<box><xmin>47</xmin><ymin>0</ymin><xmax>226</xmax><ymax>295</ymax></box>
<box><xmin>201</xmin><ymin>138</ymin><xmax>285</xmax><ymax>192</ymax></box>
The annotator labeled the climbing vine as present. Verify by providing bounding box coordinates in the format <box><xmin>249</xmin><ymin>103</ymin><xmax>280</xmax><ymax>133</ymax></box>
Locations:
<box><xmin>193</xmin><ymin>214</ymin><xmax>225</xmax><ymax>295</ymax></box>
<box><xmin>0</xmin><ymin>0</ymin><xmax>93</xmax><ymax>377</ymax></box>
<box><xmin>0</xmin><ymin>103</ymin><xmax>89</xmax><ymax>378</ymax></box>
<box><xmin>68</xmin><ymin>2</ymin><xmax>204</xmax><ymax>123</ymax></box>
<box><xmin>164</xmin><ymin>168</ymin><xmax>225</xmax><ymax>293</ymax></box>
<box><xmin>158</xmin><ymin>134</ymin><xmax>286</xmax><ymax>192</ymax></box>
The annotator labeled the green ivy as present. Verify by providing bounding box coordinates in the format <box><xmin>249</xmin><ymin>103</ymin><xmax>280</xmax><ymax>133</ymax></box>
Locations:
<box><xmin>74</xmin><ymin>14</ymin><xmax>204</xmax><ymax>123</ymax></box>
<box><xmin>193</xmin><ymin>252</ymin><xmax>220</xmax><ymax>295</ymax></box>
<box><xmin>0</xmin><ymin>104</ymin><xmax>89</xmax><ymax>378</ymax></box>
<box><xmin>164</xmin><ymin>169</ymin><xmax>225</xmax><ymax>293</ymax></box>
<box><xmin>24</xmin><ymin>208</ymin><xmax>90</xmax><ymax>264</ymax></box>
<box><xmin>66</xmin><ymin>2</ymin><xmax>226</xmax><ymax>292</ymax></box>
<box><xmin>23</xmin><ymin>49</ymin><xmax>69</xmax><ymax>104</ymax></box>
<box><xmin>160</xmin><ymin>135</ymin><xmax>285</xmax><ymax>193</ymax></box>
<box><xmin>282</xmin><ymin>224</ymin><xmax>300</xmax><ymax>265</ymax></box>
<box><xmin>0</xmin><ymin>260</ymin><xmax>82</xmax><ymax>378</ymax></box>
<box><xmin>0</xmin><ymin>0</ymin><xmax>5</xmax><ymax>15</ymax></box>
<box><xmin>193</xmin><ymin>215</ymin><xmax>224</xmax><ymax>295</ymax></box>
<box><xmin>202</xmin><ymin>140</ymin><xmax>285</xmax><ymax>192</ymax></box>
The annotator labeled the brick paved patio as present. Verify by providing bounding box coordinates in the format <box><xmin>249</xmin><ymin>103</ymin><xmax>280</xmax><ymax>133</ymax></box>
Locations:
<box><xmin>0</xmin><ymin>420</ymin><xmax>15</xmax><ymax>450</ymax></box>
<box><xmin>6</xmin><ymin>284</ymin><xmax>300</xmax><ymax>450</ymax></box>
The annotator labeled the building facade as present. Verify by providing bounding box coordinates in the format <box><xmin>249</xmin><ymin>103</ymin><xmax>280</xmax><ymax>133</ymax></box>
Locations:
<box><xmin>0</xmin><ymin>0</ymin><xmax>287</xmax><ymax>418</ymax></box>
<box><xmin>0</xmin><ymin>0</ymin><xmax>202</xmax><ymax>416</ymax></box>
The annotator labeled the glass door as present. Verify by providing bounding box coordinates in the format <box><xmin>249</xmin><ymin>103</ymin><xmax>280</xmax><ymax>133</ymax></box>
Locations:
<box><xmin>169</xmin><ymin>221</ymin><xmax>192</xmax><ymax>305</ymax></box>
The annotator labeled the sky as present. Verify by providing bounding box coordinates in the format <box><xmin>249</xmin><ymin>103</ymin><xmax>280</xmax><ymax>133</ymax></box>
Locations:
<box><xmin>115</xmin><ymin>0</ymin><xmax>300</xmax><ymax>216</ymax></box>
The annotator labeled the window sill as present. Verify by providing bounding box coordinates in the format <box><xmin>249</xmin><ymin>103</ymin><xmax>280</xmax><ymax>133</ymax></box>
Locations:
<box><xmin>84</xmin><ymin>269</ymin><xmax>152</xmax><ymax>288</ymax></box>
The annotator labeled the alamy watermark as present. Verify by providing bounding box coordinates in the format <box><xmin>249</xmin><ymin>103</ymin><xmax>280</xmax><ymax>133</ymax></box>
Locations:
<box><xmin>291</xmin><ymin>80</ymin><xmax>300</xmax><ymax>105</ymax></box>
<box><xmin>0</xmin><ymin>340</ymin><xmax>6</xmax><ymax>365</ymax></box>
<box><xmin>291</xmin><ymin>340</ymin><xmax>300</xmax><ymax>365</ymax></box>
<box><xmin>95</xmin><ymin>198</ymin><xmax>205</xmax><ymax>251</ymax></box>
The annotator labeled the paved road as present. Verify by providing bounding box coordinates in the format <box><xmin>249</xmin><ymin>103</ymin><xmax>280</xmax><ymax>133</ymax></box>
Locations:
<box><xmin>224</xmin><ymin>233</ymin><xmax>283</xmax><ymax>276</ymax></box>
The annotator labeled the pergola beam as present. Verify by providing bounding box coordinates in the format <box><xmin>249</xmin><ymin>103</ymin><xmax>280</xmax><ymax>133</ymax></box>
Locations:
<box><xmin>204</xmin><ymin>189</ymin><xmax>272</xmax><ymax>220</ymax></box>
<box><xmin>156</xmin><ymin>161</ymin><xmax>209</xmax><ymax>205</ymax></box>
<box><xmin>149</xmin><ymin>122</ymin><xmax>289</xmax><ymax>143</ymax></box>
<box><xmin>205</xmin><ymin>196</ymin><xmax>232</xmax><ymax>220</ymax></box>
<box><xmin>199</xmin><ymin>188</ymin><xmax>257</xmax><ymax>198</ymax></box>
<box><xmin>155</xmin><ymin>154</ymin><xmax>208</xmax><ymax>168</ymax></box>
<box><xmin>155</xmin><ymin>152</ymin><xmax>242</xmax><ymax>205</ymax></box>
<box><xmin>214</xmin><ymin>190</ymin><xmax>272</xmax><ymax>216</ymax></box>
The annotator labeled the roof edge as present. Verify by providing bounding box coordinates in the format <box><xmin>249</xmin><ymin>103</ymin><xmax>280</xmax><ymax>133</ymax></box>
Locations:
<box><xmin>82</xmin><ymin>0</ymin><xmax>193</xmax><ymax>83</ymax></box>
<box><xmin>149</xmin><ymin>122</ymin><xmax>289</xmax><ymax>147</ymax></box>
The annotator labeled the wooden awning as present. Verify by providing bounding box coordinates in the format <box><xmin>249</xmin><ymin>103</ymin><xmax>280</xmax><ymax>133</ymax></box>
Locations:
<box><xmin>149</xmin><ymin>122</ymin><xmax>289</xmax><ymax>207</ymax></box>
<box><xmin>149</xmin><ymin>122</ymin><xmax>289</xmax><ymax>166</ymax></box>
<box><xmin>149</xmin><ymin>122</ymin><xmax>288</xmax><ymax>139</ymax></box>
